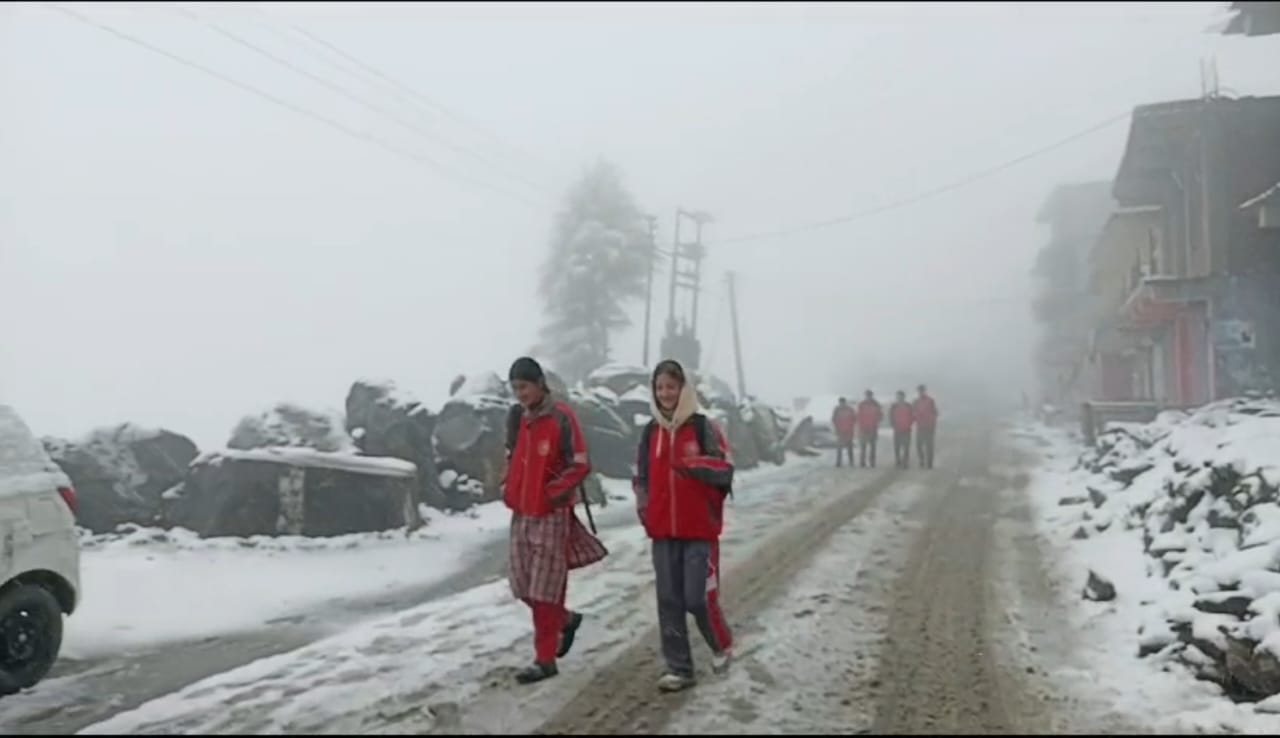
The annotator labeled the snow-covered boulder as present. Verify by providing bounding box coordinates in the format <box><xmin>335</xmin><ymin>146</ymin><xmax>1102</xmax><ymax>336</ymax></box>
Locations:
<box><xmin>744</xmin><ymin>401</ymin><xmax>786</xmax><ymax>466</ymax></box>
<box><xmin>570</xmin><ymin>388</ymin><xmax>634</xmax><ymax>479</ymax></box>
<box><xmin>170</xmin><ymin>447</ymin><xmax>421</xmax><ymax>538</ymax></box>
<box><xmin>228</xmin><ymin>403</ymin><xmax>352</xmax><ymax>453</ymax></box>
<box><xmin>346</xmin><ymin>379</ymin><xmax>443</xmax><ymax>509</ymax></box>
<box><xmin>433</xmin><ymin>373</ymin><xmax>512</xmax><ymax>503</ymax></box>
<box><xmin>585</xmin><ymin>363</ymin><xmax>649</xmax><ymax>397</ymax></box>
<box><xmin>43</xmin><ymin>424</ymin><xmax>198</xmax><ymax>534</ymax></box>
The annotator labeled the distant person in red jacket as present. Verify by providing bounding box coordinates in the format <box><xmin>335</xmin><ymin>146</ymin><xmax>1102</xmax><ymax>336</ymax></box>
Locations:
<box><xmin>634</xmin><ymin>359</ymin><xmax>735</xmax><ymax>693</ymax></box>
<box><xmin>857</xmin><ymin>390</ymin><xmax>883</xmax><ymax>468</ymax></box>
<box><xmin>889</xmin><ymin>390</ymin><xmax>915</xmax><ymax>469</ymax></box>
<box><xmin>504</xmin><ymin>357</ymin><xmax>608</xmax><ymax>685</ymax></box>
<box><xmin>913</xmin><ymin>384</ymin><xmax>940</xmax><ymax>469</ymax></box>
<box><xmin>831</xmin><ymin>397</ymin><xmax>857</xmax><ymax>468</ymax></box>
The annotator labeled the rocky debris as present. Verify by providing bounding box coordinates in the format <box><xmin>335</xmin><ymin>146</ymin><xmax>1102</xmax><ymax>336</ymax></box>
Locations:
<box><xmin>1083</xmin><ymin>569</ymin><xmax>1116</xmax><ymax>601</ymax></box>
<box><xmin>782</xmin><ymin>415</ymin><xmax>820</xmax><ymax>456</ymax></box>
<box><xmin>1059</xmin><ymin>495</ymin><xmax>1088</xmax><ymax>506</ymax></box>
<box><xmin>169</xmin><ymin>448</ymin><xmax>420</xmax><ymax>538</ymax></box>
<box><xmin>346</xmin><ymin>379</ymin><xmax>442</xmax><ymax>510</ymax></box>
<box><xmin>43</xmin><ymin>424</ymin><xmax>198</xmax><ymax>533</ymax></box>
<box><xmin>1069</xmin><ymin>397</ymin><xmax>1280</xmax><ymax>701</ymax></box>
<box><xmin>228</xmin><ymin>403</ymin><xmax>351</xmax><ymax>453</ymax></box>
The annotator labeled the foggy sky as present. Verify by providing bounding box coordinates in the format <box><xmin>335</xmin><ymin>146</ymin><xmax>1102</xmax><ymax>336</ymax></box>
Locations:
<box><xmin>2</xmin><ymin>1</ymin><xmax>1277</xmax><ymax>448</ymax></box>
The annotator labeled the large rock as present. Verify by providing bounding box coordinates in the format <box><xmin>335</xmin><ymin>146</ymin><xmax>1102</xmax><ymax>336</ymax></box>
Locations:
<box><xmin>744</xmin><ymin>401</ymin><xmax>786</xmax><ymax>466</ymax></box>
<box><xmin>169</xmin><ymin>448</ymin><xmax>421</xmax><ymax>538</ymax></box>
<box><xmin>346</xmin><ymin>379</ymin><xmax>442</xmax><ymax>509</ymax></box>
<box><xmin>585</xmin><ymin>363</ymin><xmax>650</xmax><ymax>397</ymax></box>
<box><xmin>228</xmin><ymin>403</ymin><xmax>350</xmax><ymax>453</ymax></box>
<box><xmin>43</xmin><ymin>424</ymin><xmax>198</xmax><ymax>533</ymax></box>
<box><xmin>433</xmin><ymin>373</ymin><xmax>513</xmax><ymax>504</ymax></box>
<box><xmin>571</xmin><ymin>388</ymin><xmax>635</xmax><ymax>479</ymax></box>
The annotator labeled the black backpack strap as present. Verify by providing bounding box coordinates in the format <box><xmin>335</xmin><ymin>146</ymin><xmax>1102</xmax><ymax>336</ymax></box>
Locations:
<box><xmin>691</xmin><ymin>413</ymin><xmax>733</xmax><ymax>498</ymax></box>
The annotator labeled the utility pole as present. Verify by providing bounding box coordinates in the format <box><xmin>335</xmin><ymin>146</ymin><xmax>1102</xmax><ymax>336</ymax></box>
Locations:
<box><xmin>662</xmin><ymin>208</ymin><xmax>713</xmax><ymax>370</ymax></box>
<box><xmin>726</xmin><ymin>271</ymin><xmax>747</xmax><ymax>399</ymax></box>
<box><xmin>640</xmin><ymin>213</ymin><xmax>658</xmax><ymax>366</ymax></box>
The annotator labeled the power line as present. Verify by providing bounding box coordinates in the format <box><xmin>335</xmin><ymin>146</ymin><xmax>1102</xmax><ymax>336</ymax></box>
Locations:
<box><xmin>165</xmin><ymin>3</ymin><xmax>550</xmax><ymax>201</ymax></box>
<box><xmin>42</xmin><ymin>2</ymin><xmax>541</xmax><ymax>208</ymax></box>
<box><xmin>281</xmin><ymin>17</ymin><xmax>564</xmax><ymax>182</ymax></box>
<box><xmin>714</xmin><ymin>109</ymin><xmax>1133</xmax><ymax>247</ymax></box>
<box><xmin>201</xmin><ymin>2</ymin><xmax>557</xmax><ymax>195</ymax></box>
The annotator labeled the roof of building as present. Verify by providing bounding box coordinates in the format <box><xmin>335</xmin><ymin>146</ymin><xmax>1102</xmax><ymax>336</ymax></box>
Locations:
<box><xmin>1221</xmin><ymin>2</ymin><xmax>1280</xmax><ymax>36</ymax></box>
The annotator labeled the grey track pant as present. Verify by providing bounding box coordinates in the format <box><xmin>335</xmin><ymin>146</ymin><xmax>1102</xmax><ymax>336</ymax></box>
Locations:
<box><xmin>652</xmin><ymin>539</ymin><xmax>733</xmax><ymax>678</ymax></box>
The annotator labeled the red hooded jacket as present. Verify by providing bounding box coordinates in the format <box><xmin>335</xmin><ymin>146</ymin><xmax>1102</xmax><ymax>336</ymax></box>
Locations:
<box><xmin>504</xmin><ymin>397</ymin><xmax>591</xmax><ymax>517</ymax></box>
<box><xmin>634</xmin><ymin>381</ymin><xmax>734</xmax><ymax>541</ymax></box>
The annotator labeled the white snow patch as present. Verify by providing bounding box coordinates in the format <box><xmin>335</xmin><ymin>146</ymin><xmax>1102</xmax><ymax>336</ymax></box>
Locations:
<box><xmin>62</xmin><ymin>503</ymin><xmax>512</xmax><ymax>660</ymax></box>
<box><xmin>192</xmin><ymin>447</ymin><xmax>417</xmax><ymax>478</ymax></box>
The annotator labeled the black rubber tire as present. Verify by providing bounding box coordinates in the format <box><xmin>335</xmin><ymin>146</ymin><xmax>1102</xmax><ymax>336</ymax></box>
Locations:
<box><xmin>0</xmin><ymin>584</ymin><xmax>64</xmax><ymax>697</ymax></box>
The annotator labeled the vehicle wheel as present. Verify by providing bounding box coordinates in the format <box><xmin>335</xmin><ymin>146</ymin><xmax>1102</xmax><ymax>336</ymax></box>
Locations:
<box><xmin>0</xmin><ymin>584</ymin><xmax>63</xmax><ymax>696</ymax></box>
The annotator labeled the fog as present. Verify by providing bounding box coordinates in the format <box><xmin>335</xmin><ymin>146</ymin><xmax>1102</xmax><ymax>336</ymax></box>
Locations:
<box><xmin>2</xmin><ymin>1</ymin><xmax>1275</xmax><ymax>447</ymax></box>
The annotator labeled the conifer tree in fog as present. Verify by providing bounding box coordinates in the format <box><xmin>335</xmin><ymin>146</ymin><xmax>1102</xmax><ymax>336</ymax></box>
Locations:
<box><xmin>538</xmin><ymin>159</ymin><xmax>651</xmax><ymax>382</ymax></box>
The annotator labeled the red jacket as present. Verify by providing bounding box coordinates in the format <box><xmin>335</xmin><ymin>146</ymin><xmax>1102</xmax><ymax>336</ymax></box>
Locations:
<box><xmin>914</xmin><ymin>395</ymin><xmax>939</xmax><ymax>429</ymax></box>
<box><xmin>890</xmin><ymin>401</ymin><xmax>914</xmax><ymax>432</ymax></box>
<box><xmin>857</xmin><ymin>399</ymin><xmax>883</xmax><ymax>434</ymax></box>
<box><xmin>831</xmin><ymin>404</ymin><xmax>857</xmax><ymax>439</ymax></box>
<box><xmin>504</xmin><ymin>399</ymin><xmax>591</xmax><ymax>517</ymax></box>
<box><xmin>634</xmin><ymin>413</ymin><xmax>734</xmax><ymax>541</ymax></box>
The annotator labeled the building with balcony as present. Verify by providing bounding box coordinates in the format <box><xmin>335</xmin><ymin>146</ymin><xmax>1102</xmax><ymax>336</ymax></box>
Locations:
<box><xmin>1091</xmin><ymin>94</ymin><xmax>1280</xmax><ymax>404</ymax></box>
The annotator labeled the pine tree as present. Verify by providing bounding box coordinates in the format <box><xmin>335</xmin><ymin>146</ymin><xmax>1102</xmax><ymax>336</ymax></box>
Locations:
<box><xmin>538</xmin><ymin>159</ymin><xmax>651</xmax><ymax>382</ymax></box>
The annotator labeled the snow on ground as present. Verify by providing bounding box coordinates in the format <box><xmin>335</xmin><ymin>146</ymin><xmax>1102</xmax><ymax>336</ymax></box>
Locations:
<box><xmin>664</xmin><ymin>479</ymin><xmax>927</xmax><ymax>734</ymax></box>
<box><xmin>1006</xmin><ymin>410</ymin><xmax>1280</xmax><ymax>734</ymax></box>
<box><xmin>62</xmin><ymin>502</ymin><xmax>513</xmax><ymax>660</ymax></box>
<box><xmin>61</xmin><ymin>459</ymin><xmax>797</xmax><ymax>662</ymax></box>
<box><xmin>76</xmin><ymin>458</ymin><xmax>825</xmax><ymax>735</ymax></box>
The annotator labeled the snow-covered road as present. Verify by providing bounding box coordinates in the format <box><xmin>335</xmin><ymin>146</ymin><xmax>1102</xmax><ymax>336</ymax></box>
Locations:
<box><xmin>12</xmin><ymin>418</ymin><xmax>1277</xmax><ymax>735</ymax></box>
<box><xmin>0</xmin><ymin>460</ymin><xmax>820</xmax><ymax>735</ymax></box>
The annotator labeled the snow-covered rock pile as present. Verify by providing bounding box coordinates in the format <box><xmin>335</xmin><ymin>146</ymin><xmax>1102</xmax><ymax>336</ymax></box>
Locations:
<box><xmin>1066</xmin><ymin>398</ymin><xmax>1280</xmax><ymax>699</ymax></box>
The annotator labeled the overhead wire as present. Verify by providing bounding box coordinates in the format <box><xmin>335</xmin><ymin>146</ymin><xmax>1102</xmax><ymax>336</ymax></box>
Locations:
<box><xmin>712</xmin><ymin>108</ymin><xmax>1134</xmax><ymax>247</ymax></box>
<box><xmin>41</xmin><ymin>2</ymin><xmax>542</xmax><ymax>209</ymax></box>
<box><xmin>207</xmin><ymin>2</ymin><xmax>560</xmax><ymax>193</ymax></box>
<box><xmin>163</xmin><ymin>2</ymin><xmax>551</xmax><ymax>201</ymax></box>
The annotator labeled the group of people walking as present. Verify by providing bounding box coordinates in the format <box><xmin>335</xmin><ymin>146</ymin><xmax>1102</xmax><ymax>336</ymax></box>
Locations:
<box><xmin>830</xmin><ymin>385</ymin><xmax>939</xmax><ymax>470</ymax></box>
<box><xmin>502</xmin><ymin>356</ymin><xmax>734</xmax><ymax>693</ymax></box>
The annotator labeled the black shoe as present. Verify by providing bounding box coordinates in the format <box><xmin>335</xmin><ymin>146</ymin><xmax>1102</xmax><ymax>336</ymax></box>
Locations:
<box><xmin>558</xmin><ymin>611</ymin><xmax>583</xmax><ymax>658</ymax></box>
<box><xmin>516</xmin><ymin>662</ymin><xmax>558</xmax><ymax>685</ymax></box>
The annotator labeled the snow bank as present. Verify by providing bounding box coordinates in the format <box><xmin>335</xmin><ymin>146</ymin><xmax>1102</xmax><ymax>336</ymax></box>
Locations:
<box><xmin>1016</xmin><ymin>398</ymin><xmax>1280</xmax><ymax>716</ymax></box>
<box><xmin>62</xmin><ymin>503</ymin><xmax>512</xmax><ymax>660</ymax></box>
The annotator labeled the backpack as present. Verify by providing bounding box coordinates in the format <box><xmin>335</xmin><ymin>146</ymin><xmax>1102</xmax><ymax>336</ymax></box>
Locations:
<box><xmin>639</xmin><ymin>413</ymin><xmax>733</xmax><ymax>498</ymax></box>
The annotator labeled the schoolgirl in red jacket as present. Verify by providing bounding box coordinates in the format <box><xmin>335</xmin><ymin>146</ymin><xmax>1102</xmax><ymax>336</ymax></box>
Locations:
<box><xmin>633</xmin><ymin>359</ymin><xmax>734</xmax><ymax>692</ymax></box>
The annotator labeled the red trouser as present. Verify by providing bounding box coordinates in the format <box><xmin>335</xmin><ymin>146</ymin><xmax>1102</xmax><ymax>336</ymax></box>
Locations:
<box><xmin>523</xmin><ymin>579</ymin><xmax>567</xmax><ymax>664</ymax></box>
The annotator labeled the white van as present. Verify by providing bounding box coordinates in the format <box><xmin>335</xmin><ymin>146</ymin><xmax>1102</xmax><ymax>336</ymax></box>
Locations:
<box><xmin>0</xmin><ymin>404</ymin><xmax>80</xmax><ymax>696</ymax></box>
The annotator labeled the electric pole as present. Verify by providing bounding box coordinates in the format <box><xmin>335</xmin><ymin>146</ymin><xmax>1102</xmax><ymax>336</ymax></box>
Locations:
<box><xmin>641</xmin><ymin>213</ymin><xmax>658</xmax><ymax>366</ymax></box>
<box><xmin>662</xmin><ymin>208</ymin><xmax>713</xmax><ymax>370</ymax></box>
<box><xmin>726</xmin><ymin>271</ymin><xmax>747</xmax><ymax>399</ymax></box>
